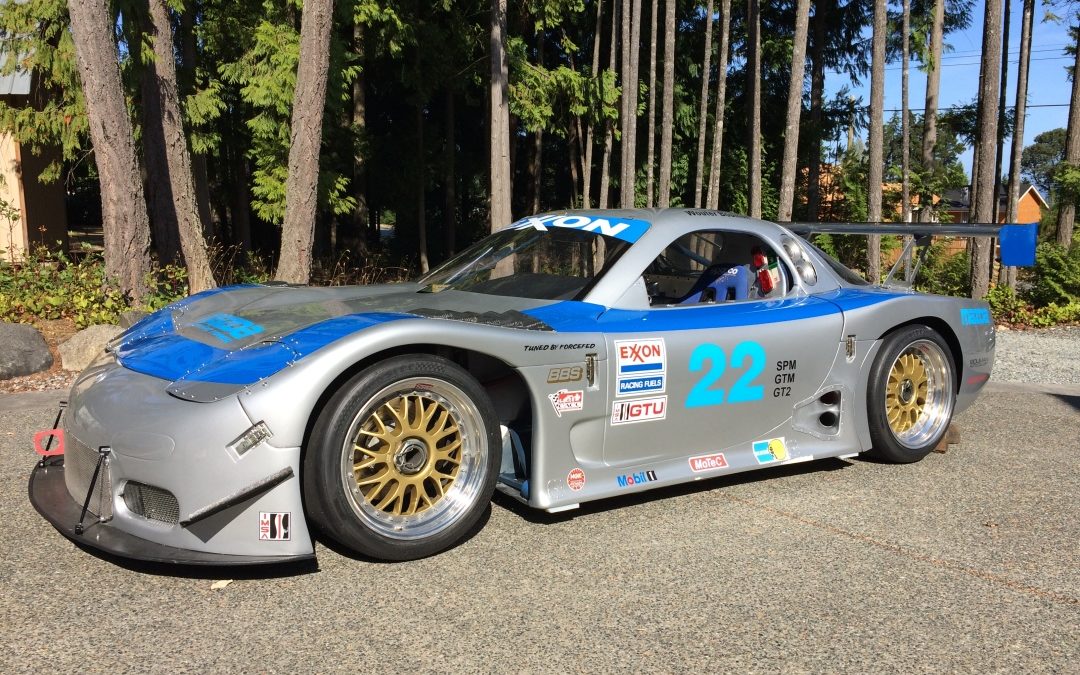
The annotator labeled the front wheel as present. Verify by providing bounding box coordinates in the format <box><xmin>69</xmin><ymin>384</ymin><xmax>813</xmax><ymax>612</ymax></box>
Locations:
<box><xmin>303</xmin><ymin>355</ymin><xmax>500</xmax><ymax>560</ymax></box>
<box><xmin>866</xmin><ymin>325</ymin><xmax>956</xmax><ymax>463</ymax></box>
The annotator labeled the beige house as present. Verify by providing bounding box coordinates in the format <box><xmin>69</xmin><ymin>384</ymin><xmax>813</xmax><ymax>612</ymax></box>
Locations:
<box><xmin>0</xmin><ymin>58</ymin><xmax>68</xmax><ymax>261</ymax></box>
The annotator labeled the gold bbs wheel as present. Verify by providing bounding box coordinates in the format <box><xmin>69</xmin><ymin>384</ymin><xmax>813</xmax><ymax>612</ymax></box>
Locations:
<box><xmin>866</xmin><ymin>325</ymin><xmax>957</xmax><ymax>463</ymax></box>
<box><xmin>882</xmin><ymin>339</ymin><xmax>952</xmax><ymax>448</ymax></box>
<box><xmin>340</xmin><ymin>377</ymin><xmax>488</xmax><ymax>540</ymax></box>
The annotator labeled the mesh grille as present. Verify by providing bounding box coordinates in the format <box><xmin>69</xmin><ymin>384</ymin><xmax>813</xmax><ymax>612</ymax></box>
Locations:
<box><xmin>123</xmin><ymin>482</ymin><xmax>180</xmax><ymax>525</ymax></box>
<box><xmin>64</xmin><ymin>436</ymin><xmax>113</xmax><ymax>521</ymax></box>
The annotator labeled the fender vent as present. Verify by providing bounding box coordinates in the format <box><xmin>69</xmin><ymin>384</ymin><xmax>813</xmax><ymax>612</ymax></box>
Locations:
<box><xmin>123</xmin><ymin>482</ymin><xmax>180</xmax><ymax>525</ymax></box>
<box><xmin>792</xmin><ymin>387</ymin><xmax>845</xmax><ymax>439</ymax></box>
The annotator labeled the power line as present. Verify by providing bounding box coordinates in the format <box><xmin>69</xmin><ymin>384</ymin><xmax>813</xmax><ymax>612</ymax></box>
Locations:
<box><xmin>878</xmin><ymin>102</ymin><xmax>1069</xmax><ymax>113</ymax></box>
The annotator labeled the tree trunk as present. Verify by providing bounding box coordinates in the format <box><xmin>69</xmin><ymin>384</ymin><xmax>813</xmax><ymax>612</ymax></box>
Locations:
<box><xmin>806</xmin><ymin>0</ymin><xmax>829</xmax><ymax>221</ymax></box>
<box><xmin>920</xmin><ymin>0</ymin><xmax>944</xmax><ymax>224</ymax></box>
<box><xmin>444</xmin><ymin>89</ymin><xmax>456</xmax><ymax>255</ymax></box>
<box><xmin>489</xmin><ymin>0</ymin><xmax>512</xmax><ymax>231</ymax></box>
<box><xmin>645</xmin><ymin>0</ymin><xmax>659</xmax><ymax>206</ymax></box>
<box><xmin>569</xmin><ymin>119</ymin><xmax>582</xmax><ymax>207</ymax></box>
<box><xmin>353</xmin><ymin>22</ymin><xmax>370</xmax><ymax>246</ymax></box>
<box><xmin>1004</xmin><ymin>0</ymin><xmax>1034</xmax><ymax>289</ymax></box>
<box><xmin>746</xmin><ymin>0</ymin><xmax>762</xmax><ymax>219</ymax></box>
<box><xmin>867</xmin><ymin>0</ymin><xmax>886</xmax><ymax>282</ymax></box>
<box><xmin>140</xmin><ymin>48</ymin><xmax>181</xmax><ymax>266</ymax></box>
<box><xmin>971</xmin><ymin>0</ymin><xmax>1003</xmax><ymax>299</ymax></box>
<box><xmin>993</xmin><ymin>0</ymin><xmax>1011</xmax><ymax>226</ymax></box>
<box><xmin>620</xmin><ymin>0</ymin><xmax>642</xmax><ymax>208</ymax></box>
<box><xmin>233</xmin><ymin>156</ymin><xmax>252</xmax><ymax>250</ymax></box>
<box><xmin>417</xmin><ymin>103</ymin><xmax>428</xmax><ymax>273</ymax></box>
<box><xmin>1056</xmin><ymin>23</ymin><xmax>1080</xmax><ymax>248</ymax></box>
<box><xmin>145</xmin><ymin>0</ymin><xmax>216</xmax><ymax>293</ymax></box>
<box><xmin>657</xmin><ymin>0</ymin><xmax>676</xmax><ymax>207</ymax></box>
<box><xmin>67</xmin><ymin>0</ymin><xmax>153</xmax><ymax>301</ymax></box>
<box><xmin>706</xmin><ymin>0</ymin><xmax>731</xmax><ymax>210</ymax></box>
<box><xmin>530</xmin><ymin>129</ymin><xmax>543</xmax><ymax>213</ymax></box>
<box><xmin>275</xmin><ymin>0</ymin><xmax>335</xmax><ymax>283</ymax></box>
<box><xmin>901</xmin><ymin>0</ymin><xmax>910</xmax><ymax>224</ymax></box>
<box><xmin>777</xmin><ymin>0</ymin><xmax>811</xmax><ymax>221</ymax></box>
<box><xmin>179</xmin><ymin>4</ymin><xmax>214</xmax><ymax>238</ymax></box>
<box><xmin>693</xmin><ymin>0</ymin><xmax>715</xmax><ymax>208</ymax></box>
<box><xmin>599</xmin><ymin>0</ymin><xmax>619</xmax><ymax>208</ymax></box>
<box><xmin>583</xmin><ymin>0</ymin><xmax>604</xmax><ymax>209</ymax></box>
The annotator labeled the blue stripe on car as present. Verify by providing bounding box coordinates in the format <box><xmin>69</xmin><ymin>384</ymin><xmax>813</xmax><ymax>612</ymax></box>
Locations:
<box><xmin>116</xmin><ymin>312</ymin><xmax>415</xmax><ymax>385</ymax></box>
<box><xmin>524</xmin><ymin>288</ymin><xmax>907</xmax><ymax>333</ymax></box>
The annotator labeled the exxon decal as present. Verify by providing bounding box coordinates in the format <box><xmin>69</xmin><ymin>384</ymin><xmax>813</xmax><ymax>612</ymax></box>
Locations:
<box><xmin>511</xmin><ymin>214</ymin><xmax>651</xmax><ymax>243</ymax></box>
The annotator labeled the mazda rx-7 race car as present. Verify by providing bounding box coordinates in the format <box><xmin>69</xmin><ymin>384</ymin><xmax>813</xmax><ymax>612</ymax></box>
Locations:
<box><xmin>30</xmin><ymin>209</ymin><xmax>1027</xmax><ymax>564</ymax></box>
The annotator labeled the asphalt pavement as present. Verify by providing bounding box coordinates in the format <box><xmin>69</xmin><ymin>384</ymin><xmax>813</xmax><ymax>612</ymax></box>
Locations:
<box><xmin>1</xmin><ymin>383</ymin><xmax>1077</xmax><ymax>673</ymax></box>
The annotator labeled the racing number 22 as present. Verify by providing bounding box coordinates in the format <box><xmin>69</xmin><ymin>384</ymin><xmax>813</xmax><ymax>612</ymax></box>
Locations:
<box><xmin>686</xmin><ymin>341</ymin><xmax>766</xmax><ymax>407</ymax></box>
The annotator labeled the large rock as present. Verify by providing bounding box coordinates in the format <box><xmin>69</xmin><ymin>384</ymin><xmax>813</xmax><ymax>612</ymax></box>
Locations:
<box><xmin>0</xmin><ymin>322</ymin><xmax>53</xmax><ymax>380</ymax></box>
<box><xmin>59</xmin><ymin>324</ymin><xmax>123</xmax><ymax>372</ymax></box>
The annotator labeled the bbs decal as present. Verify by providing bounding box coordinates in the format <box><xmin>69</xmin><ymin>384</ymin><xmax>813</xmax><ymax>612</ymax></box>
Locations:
<box><xmin>686</xmin><ymin>341</ymin><xmax>766</xmax><ymax>408</ymax></box>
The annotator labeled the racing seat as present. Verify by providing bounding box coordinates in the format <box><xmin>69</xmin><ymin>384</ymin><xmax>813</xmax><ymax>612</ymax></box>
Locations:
<box><xmin>679</xmin><ymin>264</ymin><xmax>750</xmax><ymax>304</ymax></box>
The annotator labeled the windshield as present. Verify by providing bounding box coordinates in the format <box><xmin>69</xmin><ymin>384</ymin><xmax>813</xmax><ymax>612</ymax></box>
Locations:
<box><xmin>418</xmin><ymin>227</ymin><xmax>632</xmax><ymax>300</ymax></box>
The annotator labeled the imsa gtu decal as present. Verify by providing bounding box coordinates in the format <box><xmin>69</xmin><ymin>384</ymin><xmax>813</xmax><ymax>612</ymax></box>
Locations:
<box><xmin>259</xmin><ymin>512</ymin><xmax>291</xmax><ymax>541</ymax></box>
<box><xmin>615</xmin><ymin>338</ymin><xmax>666</xmax><ymax>397</ymax></box>
<box><xmin>610</xmin><ymin>395</ymin><xmax>667</xmax><ymax>425</ymax></box>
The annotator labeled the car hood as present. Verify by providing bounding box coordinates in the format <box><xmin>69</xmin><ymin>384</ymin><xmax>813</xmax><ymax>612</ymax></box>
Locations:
<box><xmin>109</xmin><ymin>283</ymin><xmax>554</xmax><ymax>392</ymax></box>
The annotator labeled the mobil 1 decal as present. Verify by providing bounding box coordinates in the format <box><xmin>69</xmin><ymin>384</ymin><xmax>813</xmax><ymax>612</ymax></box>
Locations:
<box><xmin>685</xmin><ymin>341</ymin><xmax>796</xmax><ymax>407</ymax></box>
<box><xmin>615</xmin><ymin>337</ymin><xmax>666</xmax><ymax>397</ymax></box>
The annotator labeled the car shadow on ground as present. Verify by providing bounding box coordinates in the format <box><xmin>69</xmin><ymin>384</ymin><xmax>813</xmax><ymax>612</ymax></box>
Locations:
<box><xmin>1051</xmin><ymin>393</ymin><xmax>1080</xmax><ymax>412</ymax></box>
<box><xmin>68</xmin><ymin>541</ymin><xmax>320</xmax><ymax>580</ymax></box>
<box><xmin>492</xmin><ymin>456</ymin><xmax>855</xmax><ymax>525</ymax></box>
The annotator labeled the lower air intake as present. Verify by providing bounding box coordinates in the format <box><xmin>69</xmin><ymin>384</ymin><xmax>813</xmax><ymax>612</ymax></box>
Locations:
<box><xmin>123</xmin><ymin>482</ymin><xmax>180</xmax><ymax>525</ymax></box>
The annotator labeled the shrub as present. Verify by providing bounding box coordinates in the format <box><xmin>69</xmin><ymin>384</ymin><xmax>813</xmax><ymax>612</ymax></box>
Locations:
<box><xmin>914</xmin><ymin>241</ymin><xmax>971</xmax><ymax>298</ymax></box>
<box><xmin>1021</xmin><ymin>241</ymin><xmax>1080</xmax><ymax>307</ymax></box>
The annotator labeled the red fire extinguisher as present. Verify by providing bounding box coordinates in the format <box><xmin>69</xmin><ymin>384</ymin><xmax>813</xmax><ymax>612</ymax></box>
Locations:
<box><xmin>752</xmin><ymin>247</ymin><xmax>774</xmax><ymax>294</ymax></box>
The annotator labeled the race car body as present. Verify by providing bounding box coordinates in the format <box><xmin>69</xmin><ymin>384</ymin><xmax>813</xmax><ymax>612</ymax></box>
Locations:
<box><xmin>29</xmin><ymin>209</ymin><xmax>1012</xmax><ymax>564</ymax></box>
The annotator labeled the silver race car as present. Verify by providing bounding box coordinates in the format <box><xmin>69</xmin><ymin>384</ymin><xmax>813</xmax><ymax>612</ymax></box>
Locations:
<box><xmin>29</xmin><ymin>209</ymin><xmax>1029</xmax><ymax>564</ymax></box>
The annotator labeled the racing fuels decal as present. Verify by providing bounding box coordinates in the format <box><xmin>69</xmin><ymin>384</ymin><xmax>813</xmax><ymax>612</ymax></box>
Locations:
<box><xmin>615</xmin><ymin>338</ymin><xmax>666</xmax><ymax>397</ymax></box>
<box><xmin>969</xmin><ymin>356</ymin><xmax>989</xmax><ymax>368</ymax></box>
<box><xmin>686</xmin><ymin>341</ymin><xmax>766</xmax><ymax>407</ymax></box>
<box><xmin>259</xmin><ymin>512</ymin><xmax>291</xmax><ymax>541</ymax></box>
<box><xmin>616</xmin><ymin>470</ymin><xmax>657</xmax><ymax>488</ymax></box>
<box><xmin>611</xmin><ymin>396</ymin><xmax>667</xmax><ymax>424</ymax></box>
<box><xmin>193</xmin><ymin>313</ymin><xmax>265</xmax><ymax>343</ymax></box>
<box><xmin>752</xmin><ymin>438</ymin><xmax>789</xmax><ymax>464</ymax></box>
<box><xmin>688</xmin><ymin>452</ymin><xmax>729</xmax><ymax>473</ymax></box>
<box><xmin>960</xmin><ymin>308</ymin><xmax>991</xmax><ymax>325</ymax></box>
<box><xmin>547</xmin><ymin>365</ymin><xmax>584</xmax><ymax>383</ymax></box>
<box><xmin>548</xmin><ymin>389</ymin><xmax>584</xmax><ymax>417</ymax></box>
<box><xmin>511</xmin><ymin>214</ymin><xmax>651</xmax><ymax>244</ymax></box>
<box><xmin>567</xmin><ymin>468</ymin><xmax>586</xmax><ymax>491</ymax></box>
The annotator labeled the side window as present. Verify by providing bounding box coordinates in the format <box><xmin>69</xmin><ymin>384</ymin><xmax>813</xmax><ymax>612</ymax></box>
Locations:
<box><xmin>643</xmin><ymin>230</ymin><xmax>790</xmax><ymax>306</ymax></box>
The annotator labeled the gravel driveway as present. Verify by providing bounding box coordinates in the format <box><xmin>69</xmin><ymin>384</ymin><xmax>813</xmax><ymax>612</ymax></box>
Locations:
<box><xmin>993</xmin><ymin>326</ymin><xmax>1080</xmax><ymax>385</ymax></box>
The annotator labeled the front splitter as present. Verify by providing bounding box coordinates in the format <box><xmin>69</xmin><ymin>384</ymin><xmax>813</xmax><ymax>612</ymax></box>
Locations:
<box><xmin>28</xmin><ymin>458</ymin><xmax>314</xmax><ymax>566</ymax></box>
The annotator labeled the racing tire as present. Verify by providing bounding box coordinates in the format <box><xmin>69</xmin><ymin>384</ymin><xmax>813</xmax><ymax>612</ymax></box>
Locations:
<box><xmin>865</xmin><ymin>325</ymin><xmax>956</xmax><ymax>463</ymax></box>
<box><xmin>303</xmin><ymin>354</ymin><xmax>500</xmax><ymax>561</ymax></box>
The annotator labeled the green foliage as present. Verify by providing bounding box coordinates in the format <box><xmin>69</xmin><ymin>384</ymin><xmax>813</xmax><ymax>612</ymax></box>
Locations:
<box><xmin>1023</xmin><ymin>241</ymin><xmax>1080</xmax><ymax>307</ymax></box>
<box><xmin>914</xmin><ymin>242</ymin><xmax>971</xmax><ymax>297</ymax></box>
<box><xmin>987</xmin><ymin>285</ymin><xmax>1080</xmax><ymax>328</ymax></box>
<box><xmin>0</xmin><ymin>247</ymin><xmax>127</xmax><ymax>327</ymax></box>
<box><xmin>0</xmin><ymin>0</ymin><xmax>88</xmax><ymax>183</ymax></box>
<box><xmin>1021</xmin><ymin>128</ymin><xmax>1067</xmax><ymax>198</ymax></box>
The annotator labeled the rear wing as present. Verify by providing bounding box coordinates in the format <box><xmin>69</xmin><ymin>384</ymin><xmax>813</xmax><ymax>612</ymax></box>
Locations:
<box><xmin>786</xmin><ymin>221</ymin><xmax>1038</xmax><ymax>286</ymax></box>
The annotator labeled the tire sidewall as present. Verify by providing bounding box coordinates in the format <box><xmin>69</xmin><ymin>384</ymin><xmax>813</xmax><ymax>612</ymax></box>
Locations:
<box><xmin>304</xmin><ymin>354</ymin><xmax>501</xmax><ymax>560</ymax></box>
<box><xmin>866</xmin><ymin>325</ymin><xmax>956</xmax><ymax>463</ymax></box>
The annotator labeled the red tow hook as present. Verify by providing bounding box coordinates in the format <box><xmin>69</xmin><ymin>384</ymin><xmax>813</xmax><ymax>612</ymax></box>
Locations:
<box><xmin>34</xmin><ymin>401</ymin><xmax>67</xmax><ymax>457</ymax></box>
<box><xmin>33</xmin><ymin>429</ymin><xmax>65</xmax><ymax>457</ymax></box>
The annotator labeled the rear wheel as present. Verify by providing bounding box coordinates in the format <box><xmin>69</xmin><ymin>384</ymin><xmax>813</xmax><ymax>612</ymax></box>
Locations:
<box><xmin>866</xmin><ymin>325</ymin><xmax>955</xmax><ymax>463</ymax></box>
<box><xmin>303</xmin><ymin>355</ymin><xmax>500</xmax><ymax>560</ymax></box>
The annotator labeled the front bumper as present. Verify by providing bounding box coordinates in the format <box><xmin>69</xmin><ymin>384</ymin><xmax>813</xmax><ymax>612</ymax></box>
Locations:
<box><xmin>30</xmin><ymin>457</ymin><xmax>313</xmax><ymax>565</ymax></box>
